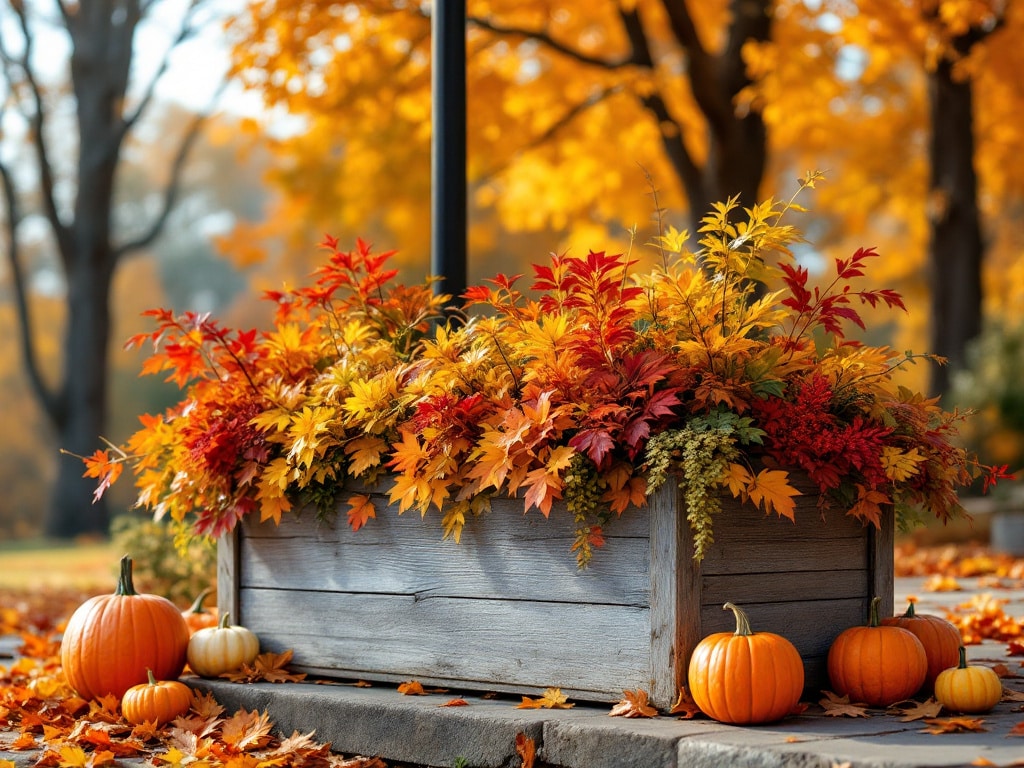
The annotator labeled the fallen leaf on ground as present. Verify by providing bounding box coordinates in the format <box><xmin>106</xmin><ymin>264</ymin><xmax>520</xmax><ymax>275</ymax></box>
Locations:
<box><xmin>1009</xmin><ymin>721</ymin><xmax>1024</xmax><ymax>737</ymax></box>
<box><xmin>397</xmin><ymin>681</ymin><xmax>426</xmax><ymax>696</ymax></box>
<box><xmin>515</xmin><ymin>732</ymin><xmax>536</xmax><ymax>768</ymax></box>
<box><xmin>924</xmin><ymin>575</ymin><xmax>962</xmax><ymax>592</ymax></box>
<box><xmin>516</xmin><ymin>688</ymin><xmax>574</xmax><ymax>709</ymax></box>
<box><xmin>888</xmin><ymin>698</ymin><xmax>942</xmax><ymax>721</ymax></box>
<box><xmin>439</xmin><ymin>698</ymin><xmax>469</xmax><ymax>707</ymax></box>
<box><xmin>1002</xmin><ymin>687</ymin><xmax>1024</xmax><ymax>702</ymax></box>
<box><xmin>608</xmin><ymin>689</ymin><xmax>658</xmax><ymax>718</ymax></box>
<box><xmin>220</xmin><ymin>650</ymin><xmax>306</xmax><ymax>684</ymax></box>
<box><xmin>668</xmin><ymin>687</ymin><xmax>701</xmax><ymax>719</ymax></box>
<box><xmin>921</xmin><ymin>717</ymin><xmax>988</xmax><ymax>734</ymax></box>
<box><xmin>819</xmin><ymin>691</ymin><xmax>870</xmax><ymax>718</ymax></box>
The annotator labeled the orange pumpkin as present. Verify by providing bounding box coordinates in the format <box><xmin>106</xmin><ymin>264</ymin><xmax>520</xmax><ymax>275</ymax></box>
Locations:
<box><xmin>687</xmin><ymin>602</ymin><xmax>805</xmax><ymax>724</ymax></box>
<box><xmin>881</xmin><ymin>599</ymin><xmax>961</xmax><ymax>689</ymax></box>
<box><xmin>60</xmin><ymin>555</ymin><xmax>190</xmax><ymax>701</ymax></box>
<box><xmin>827</xmin><ymin>596</ymin><xmax>927</xmax><ymax>707</ymax></box>
<box><xmin>181</xmin><ymin>588</ymin><xmax>218</xmax><ymax>635</ymax></box>
<box><xmin>121</xmin><ymin>669</ymin><xmax>193</xmax><ymax>726</ymax></box>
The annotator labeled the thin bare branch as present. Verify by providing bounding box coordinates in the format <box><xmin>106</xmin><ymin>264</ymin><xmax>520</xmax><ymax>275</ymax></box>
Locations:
<box><xmin>467</xmin><ymin>15</ymin><xmax>636</xmax><ymax>69</ymax></box>
<box><xmin>476</xmin><ymin>84</ymin><xmax>623</xmax><ymax>184</ymax></box>
<box><xmin>121</xmin><ymin>0</ymin><xmax>203</xmax><ymax>135</ymax></box>
<box><xmin>114</xmin><ymin>84</ymin><xmax>225</xmax><ymax>258</ymax></box>
<box><xmin>4</xmin><ymin>1</ymin><xmax>72</xmax><ymax>263</ymax></box>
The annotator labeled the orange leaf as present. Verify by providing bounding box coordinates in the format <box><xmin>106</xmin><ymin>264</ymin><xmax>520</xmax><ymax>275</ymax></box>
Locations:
<box><xmin>668</xmin><ymin>687</ymin><xmax>701</xmax><ymax>719</ymax></box>
<box><xmin>346</xmin><ymin>494</ymin><xmax>376</xmax><ymax>532</ymax></box>
<box><xmin>608</xmin><ymin>689</ymin><xmax>659</xmax><ymax>718</ymax></box>
<box><xmin>439</xmin><ymin>698</ymin><xmax>469</xmax><ymax>707</ymax></box>
<box><xmin>515</xmin><ymin>732</ymin><xmax>536</xmax><ymax>768</ymax></box>
<box><xmin>921</xmin><ymin>717</ymin><xmax>988</xmax><ymax>734</ymax></box>
<box><xmin>397</xmin><ymin>681</ymin><xmax>427</xmax><ymax>696</ymax></box>
<box><xmin>1009</xmin><ymin>720</ymin><xmax>1024</xmax><ymax>737</ymax></box>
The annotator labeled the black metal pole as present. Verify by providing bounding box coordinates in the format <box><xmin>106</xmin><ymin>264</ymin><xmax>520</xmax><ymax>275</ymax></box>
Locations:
<box><xmin>431</xmin><ymin>0</ymin><xmax>468</xmax><ymax>307</ymax></box>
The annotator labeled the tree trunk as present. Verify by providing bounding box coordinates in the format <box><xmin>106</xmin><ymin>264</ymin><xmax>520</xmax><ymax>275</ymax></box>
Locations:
<box><xmin>42</xmin><ymin>2</ymin><xmax>135</xmax><ymax>537</ymax></box>
<box><xmin>927</xmin><ymin>57</ymin><xmax>983</xmax><ymax>398</ymax></box>
<box><xmin>46</xmin><ymin>263</ymin><xmax>113</xmax><ymax>538</ymax></box>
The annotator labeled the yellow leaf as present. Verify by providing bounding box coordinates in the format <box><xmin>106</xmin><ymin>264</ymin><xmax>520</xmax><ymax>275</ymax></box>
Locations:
<box><xmin>515</xmin><ymin>687</ymin><xmax>574</xmax><ymax>710</ymax></box>
<box><xmin>880</xmin><ymin>446</ymin><xmax>924</xmax><ymax>482</ymax></box>
<box><xmin>58</xmin><ymin>746</ymin><xmax>88</xmax><ymax>768</ymax></box>
<box><xmin>745</xmin><ymin>468</ymin><xmax>800</xmax><ymax>521</ymax></box>
<box><xmin>722</xmin><ymin>462</ymin><xmax>752</xmax><ymax>498</ymax></box>
<box><xmin>345</xmin><ymin>435</ymin><xmax>387</xmax><ymax>476</ymax></box>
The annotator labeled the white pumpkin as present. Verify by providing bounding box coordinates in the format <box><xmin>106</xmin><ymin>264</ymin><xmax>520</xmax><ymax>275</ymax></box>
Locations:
<box><xmin>186</xmin><ymin>612</ymin><xmax>260</xmax><ymax>677</ymax></box>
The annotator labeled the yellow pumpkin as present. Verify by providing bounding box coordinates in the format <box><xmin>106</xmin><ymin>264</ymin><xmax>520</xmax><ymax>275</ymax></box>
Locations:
<box><xmin>187</xmin><ymin>612</ymin><xmax>260</xmax><ymax>677</ymax></box>
<box><xmin>934</xmin><ymin>646</ymin><xmax>1002</xmax><ymax>714</ymax></box>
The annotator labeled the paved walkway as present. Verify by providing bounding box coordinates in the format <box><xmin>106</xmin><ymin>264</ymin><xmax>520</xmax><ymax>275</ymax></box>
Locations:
<box><xmin>2</xmin><ymin>577</ymin><xmax>1023</xmax><ymax>768</ymax></box>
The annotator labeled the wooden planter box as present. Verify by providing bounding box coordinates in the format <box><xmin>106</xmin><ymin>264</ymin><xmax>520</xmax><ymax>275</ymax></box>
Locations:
<box><xmin>218</xmin><ymin>481</ymin><xmax>893</xmax><ymax>709</ymax></box>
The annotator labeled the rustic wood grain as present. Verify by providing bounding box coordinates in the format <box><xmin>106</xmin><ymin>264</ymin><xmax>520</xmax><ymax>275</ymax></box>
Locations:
<box><xmin>217</xmin><ymin>529</ymin><xmax>240</xmax><ymax>624</ymax></box>
<box><xmin>239</xmin><ymin>587</ymin><xmax>652</xmax><ymax>699</ymax></box>
<box><xmin>240</xmin><ymin>504</ymin><xmax>651</xmax><ymax>606</ymax></box>
<box><xmin>224</xmin><ymin>476</ymin><xmax>894</xmax><ymax>705</ymax></box>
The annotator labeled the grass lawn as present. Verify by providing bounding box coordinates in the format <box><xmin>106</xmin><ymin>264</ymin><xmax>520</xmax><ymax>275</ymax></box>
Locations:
<box><xmin>0</xmin><ymin>538</ymin><xmax>121</xmax><ymax>592</ymax></box>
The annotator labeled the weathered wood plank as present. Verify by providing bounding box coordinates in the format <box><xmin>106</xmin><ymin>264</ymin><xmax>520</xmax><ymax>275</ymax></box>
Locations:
<box><xmin>239</xmin><ymin>588</ymin><xmax>652</xmax><ymax>699</ymax></box>
<box><xmin>871</xmin><ymin>506</ymin><xmax>896</xmax><ymax>618</ymax></box>
<box><xmin>700</xmin><ymin>534</ymin><xmax>867</xmax><ymax>575</ymax></box>
<box><xmin>699</xmin><ymin>597</ymin><xmax>864</xmax><ymax>660</ymax></box>
<box><xmin>239</xmin><ymin>507</ymin><xmax>650</xmax><ymax>606</ymax></box>
<box><xmin>648</xmin><ymin>483</ymin><xmax>688</xmax><ymax>708</ymax></box>
<box><xmin>217</xmin><ymin>530</ymin><xmax>240</xmax><ymax>623</ymax></box>
<box><xmin>702</xmin><ymin>569</ymin><xmax>869</xmax><ymax>606</ymax></box>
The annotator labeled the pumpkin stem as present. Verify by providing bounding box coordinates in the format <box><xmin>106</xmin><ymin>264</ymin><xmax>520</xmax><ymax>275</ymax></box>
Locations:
<box><xmin>903</xmin><ymin>600</ymin><xmax>917</xmax><ymax>618</ymax></box>
<box><xmin>723</xmin><ymin>602</ymin><xmax>753</xmax><ymax>636</ymax></box>
<box><xmin>219</xmin><ymin>612</ymin><xmax>231</xmax><ymax>629</ymax></box>
<box><xmin>867</xmin><ymin>596</ymin><xmax>882</xmax><ymax>627</ymax></box>
<box><xmin>187</xmin><ymin>588</ymin><xmax>213</xmax><ymax>614</ymax></box>
<box><xmin>957</xmin><ymin>646</ymin><xmax>968</xmax><ymax>670</ymax></box>
<box><xmin>115</xmin><ymin>555</ymin><xmax>138</xmax><ymax>597</ymax></box>
<box><xmin>146</xmin><ymin>668</ymin><xmax>158</xmax><ymax>686</ymax></box>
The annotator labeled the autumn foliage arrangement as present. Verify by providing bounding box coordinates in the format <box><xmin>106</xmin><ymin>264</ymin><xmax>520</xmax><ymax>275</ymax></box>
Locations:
<box><xmin>84</xmin><ymin>174</ymin><xmax>1011</xmax><ymax>564</ymax></box>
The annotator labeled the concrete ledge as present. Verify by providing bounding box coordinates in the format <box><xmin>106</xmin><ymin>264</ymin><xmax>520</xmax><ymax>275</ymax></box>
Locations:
<box><xmin>187</xmin><ymin>667</ymin><xmax>1024</xmax><ymax>768</ymax></box>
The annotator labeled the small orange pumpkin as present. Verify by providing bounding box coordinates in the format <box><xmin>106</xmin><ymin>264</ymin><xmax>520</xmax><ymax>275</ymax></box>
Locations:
<box><xmin>687</xmin><ymin>602</ymin><xmax>805</xmax><ymax>724</ymax></box>
<box><xmin>181</xmin><ymin>588</ymin><xmax>218</xmax><ymax>635</ymax></box>
<box><xmin>60</xmin><ymin>555</ymin><xmax>190</xmax><ymax>701</ymax></box>
<box><xmin>933</xmin><ymin>646</ymin><xmax>1002</xmax><ymax>714</ymax></box>
<box><xmin>121</xmin><ymin>668</ymin><xmax>193</xmax><ymax>726</ymax></box>
<box><xmin>881</xmin><ymin>599</ymin><xmax>961</xmax><ymax>689</ymax></box>
<box><xmin>827</xmin><ymin>596</ymin><xmax>927</xmax><ymax>707</ymax></box>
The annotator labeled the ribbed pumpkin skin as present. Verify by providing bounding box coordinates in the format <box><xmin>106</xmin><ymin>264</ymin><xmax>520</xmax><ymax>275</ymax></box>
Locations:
<box><xmin>934</xmin><ymin>648</ymin><xmax>1002</xmax><ymax>714</ymax></box>
<box><xmin>828</xmin><ymin>602</ymin><xmax>927</xmax><ymax>707</ymax></box>
<box><xmin>881</xmin><ymin>601</ymin><xmax>961</xmax><ymax>689</ymax></box>
<box><xmin>60</xmin><ymin>556</ymin><xmax>189</xmax><ymax>701</ymax></box>
<box><xmin>121</xmin><ymin>671</ymin><xmax>193</xmax><ymax>725</ymax></box>
<box><xmin>687</xmin><ymin>603</ymin><xmax>804</xmax><ymax>724</ymax></box>
<box><xmin>187</xmin><ymin>613</ymin><xmax>260</xmax><ymax>677</ymax></box>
